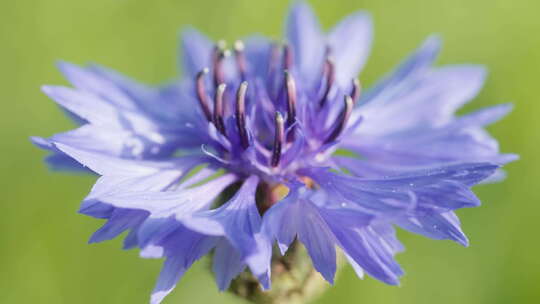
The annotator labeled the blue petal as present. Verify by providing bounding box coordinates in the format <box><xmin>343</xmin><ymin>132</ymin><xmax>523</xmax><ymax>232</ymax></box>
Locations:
<box><xmin>285</xmin><ymin>1</ymin><xmax>325</xmax><ymax>88</ymax></box>
<box><xmin>89</xmin><ymin>209</ymin><xmax>147</xmax><ymax>243</ymax></box>
<box><xmin>212</xmin><ymin>239</ymin><xmax>246</xmax><ymax>291</ymax></box>
<box><xmin>148</xmin><ymin>227</ymin><xmax>218</xmax><ymax>303</ymax></box>
<box><xmin>263</xmin><ymin>188</ymin><xmax>338</xmax><ymax>283</ymax></box>
<box><xmin>88</xmin><ymin>64</ymin><xmax>193</xmax><ymax>124</ymax></box>
<box><xmin>305</xmin><ymin>163</ymin><xmax>497</xmax><ymax>217</ymax></box>
<box><xmin>358</xmin><ymin>162</ymin><xmax>499</xmax><ymax>188</ymax></box>
<box><xmin>318</xmin><ymin>208</ymin><xmax>403</xmax><ymax>284</ymax></box>
<box><xmin>156</xmin><ymin>225</ymin><xmax>218</xmax><ymax>265</ymax></box>
<box><xmin>180</xmin><ymin>27</ymin><xmax>213</xmax><ymax>78</ymax></box>
<box><xmin>327</xmin><ymin>12</ymin><xmax>373</xmax><ymax>88</ymax></box>
<box><xmin>262</xmin><ymin>187</ymin><xmax>300</xmax><ymax>254</ymax></box>
<box><xmin>150</xmin><ymin>256</ymin><xmax>187</xmax><ymax>304</ymax></box>
<box><xmin>243</xmin><ymin>36</ymin><xmax>273</xmax><ymax>78</ymax></box>
<box><xmin>354</xmin><ymin>65</ymin><xmax>488</xmax><ymax>135</ymax></box>
<box><xmin>182</xmin><ymin>176</ymin><xmax>271</xmax><ymax>283</ymax></box>
<box><xmin>343</xmin><ymin>105</ymin><xmax>516</xmax><ymax>175</ymax></box>
<box><xmin>42</xmin><ymin>85</ymin><xmax>125</xmax><ymax>127</ymax></box>
<box><xmin>330</xmin><ymin>223</ymin><xmax>404</xmax><ymax>285</ymax></box>
<box><xmin>96</xmin><ymin>174</ymin><xmax>237</xmax><ymax>217</ymax></box>
<box><xmin>54</xmin><ymin>142</ymin><xmax>203</xmax><ymax>178</ymax></box>
<box><xmin>57</xmin><ymin>61</ymin><xmax>138</xmax><ymax>110</ymax></box>
<box><xmin>397</xmin><ymin>211</ymin><xmax>469</xmax><ymax>246</ymax></box>
<box><xmin>360</xmin><ymin>35</ymin><xmax>441</xmax><ymax>104</ymax></box>
<box><xmin>30</xmin><ymin>136</ymin><xmax>89</xmax><ymax>172</ymax></box>
<box><xmin>303</xmin><ymin>168</ymin><xmax>414</xmax><ymax>213</ymax></box>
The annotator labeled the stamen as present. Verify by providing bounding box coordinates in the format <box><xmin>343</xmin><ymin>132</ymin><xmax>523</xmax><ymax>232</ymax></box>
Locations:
<box><xmin>351</xmin><ymin>78</ymin><xmax>361</xmax><ymax>104</ymax></box>
<box><xmin>271</xmin><ymin>112</ymin><xmax>285</xmax><ymax>167</ymax></box>
<box><xmin>324</xmin><ymin>95</ymin><xmax>354</xmax><ymax>144</ymax></box>
<box><xmin>213</xmin><ymin>83</ymin><xmax>227</xmax><ymax>135</ymax></box>
<box><xmin>283</xmin><ymin>44</ymin><xmax>293</xmax><ymax>70</ymax></box>
<box><xmin>213</xmin><ymin>41</ymin><xmax>229</xmax><ymax>87</ymax></box>
<box><xmin>236</xmin><ymin>81</ymin><xmax>249</xmax><ymax>149</ymax></box>
<box><xmin>195</xmin><ymin>68</ymin><xmax>212</xmax><ymax>121</ymax></box>
<box><xmin>319</xmin><ymin>57</ymin><xmax>335</xmax><ymax>108</ymax></box>
<box><xmin>234</xmin><ymin>40</ymin><xmax>248</xmax><ymax>81</ymax></box>
<box><xmin>284</xmin><ymin>70</ymin><xmax>297</xmax><ymax>126</ymax></box>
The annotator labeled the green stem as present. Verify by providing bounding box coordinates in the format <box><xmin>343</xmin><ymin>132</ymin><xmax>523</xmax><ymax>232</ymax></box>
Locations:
<box><xmin>229</xmin><ymin>242</ymin><xmax>339</xmax><ymax>304</ymax></box>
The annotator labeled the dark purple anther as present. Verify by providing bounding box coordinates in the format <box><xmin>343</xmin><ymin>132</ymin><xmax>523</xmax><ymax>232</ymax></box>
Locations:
<box><xmin>213</xmin><ymin>83</ymin><xmax>227</xmax><ymax>135</ymax></box>
<box><xmin>195</xmin><ymin>68</ymin><xmax>212</xmax><ymax>121</ymax></box>
<box><xmin>271</xmin><ymin>112</ymin><xmax>285</xmax><ymax>167</ymax></box>
<box><xmin>319</xmin><ymin>57</ymin><xmax>335</xmax><ymax>108</ymax></box>
<box><xmin>283</xmin><ymin>44</ymin><xmax>293</xmax><ymax>70</ymax></box>
<box><xmin>324</xmin><ymin>95</ymin><xmax>354</xmax><ymax>144</ymax></box>
<box><xmin>236</xmin><ymin>81</ymin><xmax>249</xmax><ymax>149</ymax></box>
<box><xmin>213</xmin><ymin>41</ymin><xmax>228</xmax><ymax>87</ymax></box>
<box><xmin>351</xmin><ymin>78</ymin><xmax>361</xmax><ymax>104</ymax></box>
<box><xmin>284</xmin><ymin>70</ymin><xmax>297</xmax><ymax>126</ymax></box>
<box><xmin>234</xmin><ymin>40</ymin><xmax>248</xmax><ymax>81</ymax></box>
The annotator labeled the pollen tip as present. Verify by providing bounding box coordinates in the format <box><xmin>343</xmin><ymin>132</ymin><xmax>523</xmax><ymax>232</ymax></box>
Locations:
<box><xmin>234</xmin><ymin>40</ymin><xmax>245</xmax><ymax>51</ymax></box>
<box><xmin>217</xmin><ymin>39</ymin><xmax>227</xmax><ymax>50</ymax></box>
<box><xmin>222</xmin><ymin>49</ymin><xmax>232</xmax><ymax>57</ymax></box>
<box><xmin>217</xmin><ymin>83</ymin><xmax>227</xmax><ymax>92</ymax></box>
<box><xmin>275</xmin><ymin>111</ymin><xmax>284</xmax><ymax>124</ymax></box>
<box><xmin>345</xmin><ymin>95</ymin><xmax>354</xmax><ymax>108</ymax></box>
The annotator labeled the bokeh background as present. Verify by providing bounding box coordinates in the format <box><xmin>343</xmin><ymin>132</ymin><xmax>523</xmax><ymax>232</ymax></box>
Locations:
<box><xmin>2</xmin><ymin>0</ymin><xmax>538</xmax><ymax>303</ymax></box>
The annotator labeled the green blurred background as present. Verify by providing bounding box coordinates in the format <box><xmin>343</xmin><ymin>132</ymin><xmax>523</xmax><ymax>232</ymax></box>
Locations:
<box><xmin>1</xmin><ymin>0</ymin><xmax>538</xmax><ymax>303</ymax></box>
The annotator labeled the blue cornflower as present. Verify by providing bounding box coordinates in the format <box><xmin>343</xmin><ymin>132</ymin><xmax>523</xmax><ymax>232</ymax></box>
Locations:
<box><xmin>32</xmin><ymin>2</ymin><xmax>516</xmax><ymax>303</ymax></box>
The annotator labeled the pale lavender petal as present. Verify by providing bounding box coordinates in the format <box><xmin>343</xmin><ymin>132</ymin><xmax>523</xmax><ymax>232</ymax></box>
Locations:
<box><xmin>97</xmin><ymin>174</ymin><xmax>237</xmax><ymax>217</ymax></box>
<box><xmin>285</xmin><ymin>1</ymin><xmax>325</xmax><ymax>87</ymax></box>
<box><xmin>328</xmin><ymin>12</ymin><xmax>372</xmax><ymax>88</ymax></box>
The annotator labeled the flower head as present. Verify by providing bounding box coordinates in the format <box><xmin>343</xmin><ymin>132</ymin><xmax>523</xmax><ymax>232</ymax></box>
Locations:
<box><xmin>33</xmin><ymin>2</ymin><xmax>516</xmax><ymax>303</ymax></box>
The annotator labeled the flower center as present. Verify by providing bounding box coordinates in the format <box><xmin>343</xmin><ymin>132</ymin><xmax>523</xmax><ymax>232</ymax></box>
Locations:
<box><xmin>193</xmin><ymin>40</ymin><xmax>361</xmax><ymax>178</ymax></box>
